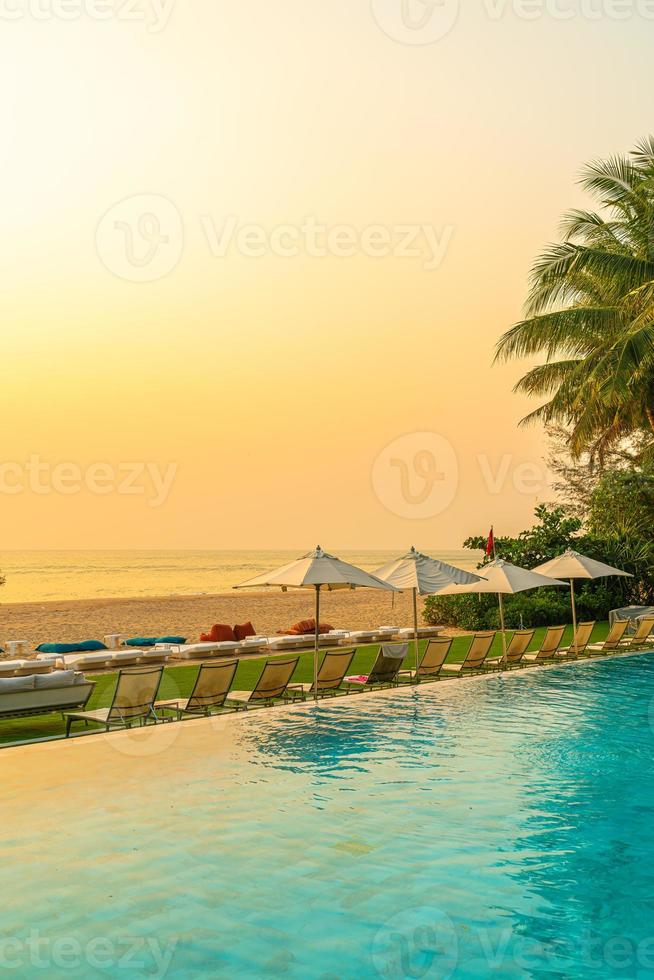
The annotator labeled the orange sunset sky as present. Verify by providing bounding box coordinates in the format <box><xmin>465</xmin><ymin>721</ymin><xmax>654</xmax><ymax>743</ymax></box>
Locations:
<box><xmin>1</xmin><ymin>2</ymin><xmax>652</xmax><ymax>549</ymax></box>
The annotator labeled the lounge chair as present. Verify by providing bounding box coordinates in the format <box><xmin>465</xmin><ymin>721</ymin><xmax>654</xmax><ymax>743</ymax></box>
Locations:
<box><xmin>618</xmin><ymin>617</ymin><xmax>654</xmax><ymax>650</ymax></box>
<box><xmin>522</xmin><ymin>625</ymin><xmax>566</xmax><ymax>664</ymax></box>
<box><xmin>64</xmin><ymin>665</ymin><xmax>164</xmax><ymax>736</ymax></box>
<box><xmin>485</xmin><ymin>629</ymin><xmax>536</xmax><ymax>669</ymax></box>
<box><xmin>441</xmin><ymin>632</ymin><xmax>496</xmax><ymax>676</ymax></box>
<box><xmin>156</xmin><ymin>660</ymin><xmax>238</xmax><ymax>719</ymax></box>
<box><xmin>397</xmin><ymin>637</ymin><xmax>452</xmax><ymax>683</ymax></box>
<box><xmin>284</xmin><ymin>649</ymin><xmax>356</xmax><ymax>700</ymax></box>
<box><xmin>345</xmin><ymin>643</ymin><xmax>407</xmax><ymax>690</ymax></box>
<box><xmin>226</xmin><ymin>656</ymin><xmax>300</xmax><ymax>709</ymax></box>
<box><xmin>553</xmin><ymin>621</ymin><xmax>596</xmax><ymax>659</ymax></box>
<box><xmin>586</xmin><ymin>620</ymin><xmax>629</xmax><ymax>654</ymax></box>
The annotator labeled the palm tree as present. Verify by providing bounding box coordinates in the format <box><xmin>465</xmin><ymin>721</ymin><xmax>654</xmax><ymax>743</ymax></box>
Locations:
<box><xmin>496</xmin><ymin>137</ymin><xmax>654</xmax><ymax>461</ymax></box>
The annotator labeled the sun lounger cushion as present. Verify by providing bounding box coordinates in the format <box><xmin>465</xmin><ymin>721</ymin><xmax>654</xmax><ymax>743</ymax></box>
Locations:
<box><xmin>171</xmin><ymin>642</ymin><xmax>240</xmax><ymax>658</ymax></box>
<box><xmin>200</xmin><ymin>624</ymin><xmax>236</xmax><ymax>643</ymax></box>
<box><xmin>68</xmin><ymin>654</ymin><xmax>111</xmax><ymax>667</ymax></box>
<box><xmin>34</xmin><ymin>670</ymin><xmax>80</xmax><ymax>689</ymax></box>
<box><xmin>0</xmin><ymin>676</ymin><xmax>36</xmax><ymax>692</ymax></box>
<box><xmin>36</xmin><ymin>640</ymin><xmax>107</xmax><ymax>654</ymax></box>
<box><xmin>0</xmin><ymin>660</ymin><xmax>32</xmax><ymax>672</ymax></box>
<box><xmin>124</xmin><ymin>636</ymin><xmax>186</xmax><ymax>647</ymax></box>
<box><xmin>234</xmin><ymin>622</ymin><xmax>256</xmax><ymax>641</ymax></box>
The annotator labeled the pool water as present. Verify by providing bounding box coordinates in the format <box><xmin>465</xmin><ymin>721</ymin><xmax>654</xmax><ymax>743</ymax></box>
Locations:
<box><xmin>3</xmin><ymin>653</ymin><xmax>654</xmax><ymax>978</ymax></box>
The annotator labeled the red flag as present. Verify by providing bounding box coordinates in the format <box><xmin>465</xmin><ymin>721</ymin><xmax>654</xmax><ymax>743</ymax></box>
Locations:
<box><xmin>485</xmin><ymin>527</ymin><xmax>495</xmax><ymax>558</ymax></box>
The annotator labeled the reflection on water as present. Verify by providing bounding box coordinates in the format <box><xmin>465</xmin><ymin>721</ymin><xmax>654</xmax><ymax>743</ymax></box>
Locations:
<box><xmin>2</xmin><ymin>655</ymin><xmax>654</xmax><ymax>978</ymax></box>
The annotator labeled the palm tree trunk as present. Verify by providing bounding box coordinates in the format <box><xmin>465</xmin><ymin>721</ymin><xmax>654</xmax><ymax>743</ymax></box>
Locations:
<box><xmin>646</xmin><ymin>406</ymin><xmax>654</xmax><ymax>433</ymax></box>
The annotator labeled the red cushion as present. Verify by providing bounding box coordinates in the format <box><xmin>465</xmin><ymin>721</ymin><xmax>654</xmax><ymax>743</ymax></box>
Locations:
<box><xmin>279</xmin><ymin>619</ymin><xmax>334</xmax><ymax>636</ymax></box>
<box><xmin>294</xmin><ymin>619</ymin><xmax>316</xmax><ymax>634</ymax></box>
<box><xmin>200</xmin><ymin>623</ymin><xmax>236</xmax><ymax>643</ymax></box>
<box><xmin>234</xmin><ymin>621</ymin><xmax>256</xmax><ymax>641</ymax></box>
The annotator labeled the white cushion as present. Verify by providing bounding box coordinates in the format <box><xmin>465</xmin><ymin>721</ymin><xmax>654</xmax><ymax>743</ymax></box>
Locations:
<box><xmin>0</xmin><ymin>660</ymin><xmax>29</xmax><ymax>670</ymax></box>
<box><xmin>72</xmin><ymin>654</ymin><xmax>108</xmax><ymax>666</ymax></box>
<box><xmin>0</xmin><ymin>676</ymin><xmax>36</xmax><ymax>692</ymax></box>
<box><xmin>35</xmin><ymin>670</ymin><xmax>77</xmax><ymax>689</ymax></box>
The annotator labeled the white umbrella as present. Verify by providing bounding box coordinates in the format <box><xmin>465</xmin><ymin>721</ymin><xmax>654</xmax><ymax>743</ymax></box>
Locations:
<box><xmin>532</xmin><ymin>549</ymin><xmax>631</xmax><ymax>640</ymax></box>
<box><xmin>234</xmin><ymin>546</ymin><xmax>397</xmax><ymax>699</ymax></box>
<box><xmin>373</xmin><ymin>546</ymin><xmax>484</xmax><ymax>679</ymax></box>
<box><xmin>437</xmin><ymin>559</ymin><xmax>567</xmax><ymax>664</ymax></box>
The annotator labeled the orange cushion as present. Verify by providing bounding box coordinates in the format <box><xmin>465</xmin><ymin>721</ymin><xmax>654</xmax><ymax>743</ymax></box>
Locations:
<box><xmin>280</xmin><ymin>619</ymin><xmax>335</xmax><ymax>636</ymax></box>
<box><xmin>200</xmin><ymin>623</ymin><xmax>236</xmax><ymax>643</ymax></box>
<box><xmin>293</xmin><ymin>619</ymin><xmax>316</xmax><ymax>634</ymax></box>
<box><xmin>234</xmin><ymin>621</ymin><xmax>256</xmax><ymax>641</ymax></box>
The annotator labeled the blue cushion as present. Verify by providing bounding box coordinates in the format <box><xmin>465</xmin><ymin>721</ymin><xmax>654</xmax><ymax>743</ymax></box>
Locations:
<box><xmin>125</xmin><ymin>636</ymin><xmax>186</xmax><ymax>647</ymax></box>
<box><xmin>36</xmin><ymin>640</ymin><xmax>108</xmax><ymax>654</ymax></box>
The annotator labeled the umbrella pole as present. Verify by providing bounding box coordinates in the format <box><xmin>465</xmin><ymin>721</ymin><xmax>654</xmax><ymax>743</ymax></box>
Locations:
<box><xmin>498</xmin><ymin>593</ymin><xmax>507</xmax><ymax>666</ymax></box>
<box><xmin>570</xmin><ymin>578</ymin><xmax>578</xmax><ymax>647</ymax></box>
<box><xmin>412</xmin><ymin>587</ymin><xmax>420</xmax><ymax>683</ymax></box>
<box><xmin>314</xmin><ymin>585</ymin><xmax>320</xmax><ymax>702</ymax></box>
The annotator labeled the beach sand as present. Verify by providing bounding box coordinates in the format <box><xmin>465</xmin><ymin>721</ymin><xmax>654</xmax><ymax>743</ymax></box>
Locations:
<box><xmin>0</xmin><ymin>589</ymin><xmax>439</xmax><ymax>650</ymax></box>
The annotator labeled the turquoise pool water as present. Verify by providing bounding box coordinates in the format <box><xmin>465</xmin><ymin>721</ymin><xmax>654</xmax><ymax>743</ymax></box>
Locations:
<box><xmin>4</xmin><ymin>653</ymin><xmax>654</xmax><ymax>978</ymax></box>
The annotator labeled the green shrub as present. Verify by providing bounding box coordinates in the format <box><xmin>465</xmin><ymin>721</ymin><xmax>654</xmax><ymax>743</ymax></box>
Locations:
<box><xmin>423</xmin><ymin>504</ymin><xmax>654</xmax><ymax>630</ymax></box>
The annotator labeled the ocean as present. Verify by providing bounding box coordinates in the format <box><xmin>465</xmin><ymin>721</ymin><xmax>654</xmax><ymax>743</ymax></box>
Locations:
<box><xmin>0</xmin><ymin>549</ymin><xmax>482</xmax><ymax>604</ymax></box>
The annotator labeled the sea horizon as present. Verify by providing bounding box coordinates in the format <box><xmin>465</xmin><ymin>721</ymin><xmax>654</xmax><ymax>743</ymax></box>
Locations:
<box><xmin>0</xmin><ymin>548</ymin><xmax>484</xmax><ymax>604</ymax></box>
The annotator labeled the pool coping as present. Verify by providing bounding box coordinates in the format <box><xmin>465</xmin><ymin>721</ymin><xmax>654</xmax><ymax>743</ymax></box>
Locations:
<box><xmin>2</xmin><ymin>646</ymin><xmax>650</xmax><ymax>757</ymax></box>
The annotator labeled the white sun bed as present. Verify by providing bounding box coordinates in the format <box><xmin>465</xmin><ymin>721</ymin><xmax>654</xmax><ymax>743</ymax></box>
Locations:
<box><xmin>38</xmin><ymin>651</ymin><xmax>116</xmax><ymax>671</ymax></box>
<box><xmin>396</xmin><ymin>626</ymin><xmax>444</xmax><ymax>640</ymax></box>
<box><xmin>268</xmin><ymin>635</ymin><xmax>314</xmax><ymax>650</ymax></box>
<box><xmin>168</xmin><ymin>641</ymin><xmax>243</xmax><ymax>660</ymax></box>
<box><xmin>346</xmin><ymin>630</ymin><xmax>385</xmax><ymax>643</ymax></box>
<box><xmin>0</xmin><ymin>659</ymin><xmax>58</xmax><ymax>678</ymax></box>
<box><xmin>137</xmin><ymin>648</ymin><xmax>172</xmax><ymax>664</ymax></box>
<box><xmin>239</xmin><ymin>636</ymin><xmax>269</xmax><ymax>650</ymax></box>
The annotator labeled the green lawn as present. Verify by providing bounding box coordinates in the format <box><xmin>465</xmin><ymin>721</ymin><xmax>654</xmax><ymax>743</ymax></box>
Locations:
<box><xmin>0</xmin><ymin>622</ymin><xmax>611</xmax><ymax>748</ymax></box>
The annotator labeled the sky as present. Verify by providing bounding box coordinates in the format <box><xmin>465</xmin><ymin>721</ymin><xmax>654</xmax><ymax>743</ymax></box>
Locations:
<box><xmin>0</xmin><ymin>0</ymin><xmax>652</xmax><ymax>550</ymax></box>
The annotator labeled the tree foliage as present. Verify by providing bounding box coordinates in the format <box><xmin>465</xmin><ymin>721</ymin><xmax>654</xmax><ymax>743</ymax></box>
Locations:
<box><xmin>424</xmin><ymin>504</ymin><xmax>654</xmax><ymax>630</ymax></box>
<box><xmin>495</xmin><ymin>137</ymin><xmax>654</xmax><ymax>462</ymax></box>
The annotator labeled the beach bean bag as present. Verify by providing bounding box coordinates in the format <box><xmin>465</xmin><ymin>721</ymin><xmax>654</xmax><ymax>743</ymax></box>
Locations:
<box><xmin>200</xmin><ymin>624</ymin><xmax>236</xmax><ymax>643</ymax></box>
<box><xmin>280</xmin><ymin>619</ymin><xmax>335</xmax><ymax>636</ymax></box>
<box><xmin>36</xmin><ymin>640</ymin><xmax>108</xmax><ymax>654</ymax></box>
<box><xmin>234</xmin><ymin>622</ymin><xmax>256</xmax><ymax>641</ymax></box>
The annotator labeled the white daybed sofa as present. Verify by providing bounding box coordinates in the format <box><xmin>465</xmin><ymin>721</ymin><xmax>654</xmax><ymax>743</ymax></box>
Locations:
<box><xmin>0</xmin><ymin>671</ymin><xmax>95</xmax><ymax>721</ymax></box>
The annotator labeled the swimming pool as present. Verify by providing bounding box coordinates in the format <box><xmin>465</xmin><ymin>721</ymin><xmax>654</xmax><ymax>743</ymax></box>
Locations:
<box><xmin>3</xmin><ymin>653</ymin><xmax>654</xmax><ymax>978</ymax></box>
